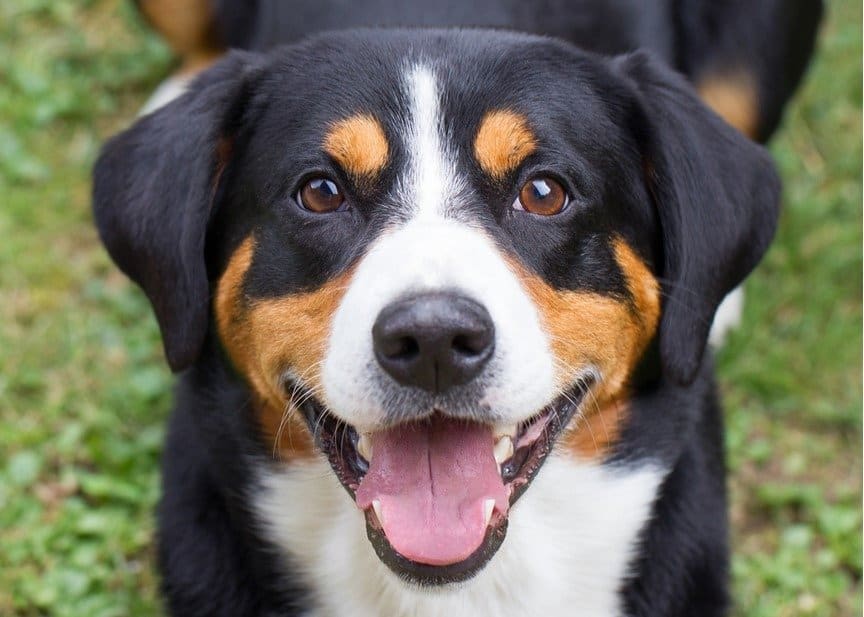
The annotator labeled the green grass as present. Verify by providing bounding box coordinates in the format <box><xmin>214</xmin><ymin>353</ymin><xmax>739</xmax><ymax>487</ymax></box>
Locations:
<box><xmin>0</xmin><ymin>0</ymin><xmax>860</xmax><ymax>615</ymax></box>
<box><xmin>1</xmin><ymin>2</ymin><xmax>172</xmax><ymax>615</ymax></box>
<box><xmin>717</xmin><ymin>2</ymin><xmax>863</xmax><ymax>614</ymax></box>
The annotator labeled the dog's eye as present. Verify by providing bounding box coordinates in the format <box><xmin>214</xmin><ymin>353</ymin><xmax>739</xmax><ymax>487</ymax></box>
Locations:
<box><xmin>513</xmin><ymin>177</ymin><xmax>569</xmax><ymax>216</ymax></box>
<box><xmin>297</xmin><ymin>177</ymin><xmax>347</xmax><ymax>213</ymax></box>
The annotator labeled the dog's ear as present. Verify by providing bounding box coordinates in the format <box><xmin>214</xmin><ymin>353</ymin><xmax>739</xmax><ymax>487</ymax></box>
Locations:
<box><xmin>93</xmin><ymin>51</ymin><xmax>262</xmax><ymax>372</ymax></box>
<box><xmin>614</xmin><ymin>51</ymin><xmax>781</xmax><ymax>384</ymax></box>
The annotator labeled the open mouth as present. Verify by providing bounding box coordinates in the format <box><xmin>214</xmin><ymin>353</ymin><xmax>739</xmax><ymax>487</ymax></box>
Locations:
<box><xmin>292</xmin><ymin>377</ymin><xmax>594</xmax><ymax>584</ymax></box>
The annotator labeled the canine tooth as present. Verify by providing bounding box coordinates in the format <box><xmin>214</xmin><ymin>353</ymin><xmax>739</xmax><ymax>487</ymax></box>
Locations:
<box><xmin>357</xmin><ymin>434</ymin><xmax>373</xmax><ymax>461</ymax></box>
<box><xmin>372</xmin><ymin>500</ymin><xmax>385</xmax><ymax>526</ymax></box>
<box><xmin>494</xmin><ymin>424</ymin><xmax>518</xmax><ymax>439</ymax></box>
<box><xmin>493</xmin><ymin>435</ymin><xmax>514</xmax><ymax>465</ymax></box>
<box><xmin>483</xmin><ymin>499</ymin><xmax>495</xmax><ymax>526</ymax></box>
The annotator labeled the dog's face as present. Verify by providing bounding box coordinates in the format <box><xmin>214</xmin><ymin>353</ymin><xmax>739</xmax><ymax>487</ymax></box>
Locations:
<box><xmin>94</xmin><ymin>30</ymin><xmax>779</xmax><ymax>583</ymax></box>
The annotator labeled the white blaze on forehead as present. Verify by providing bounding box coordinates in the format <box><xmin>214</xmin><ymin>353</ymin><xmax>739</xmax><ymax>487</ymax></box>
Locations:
<box><xmin>399</xmin><ymin>64</ymin><xmax>466</xmax><ymax>220</ymax></box>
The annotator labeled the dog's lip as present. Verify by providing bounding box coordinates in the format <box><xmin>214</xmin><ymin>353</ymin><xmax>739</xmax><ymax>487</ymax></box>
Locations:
<box><xmin>363</xmin><ymin>510</ymin><xmax>510</xmax><ymax>585</ymax></box>
<box><xmin>289</xmin><ymin>377</ymin><xmax>594</xmax><ymax>583</ymax></box>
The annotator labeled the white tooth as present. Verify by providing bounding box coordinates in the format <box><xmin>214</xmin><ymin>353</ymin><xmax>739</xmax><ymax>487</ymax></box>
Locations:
<box><xmin>493</xmin><ymin>435</ymin><xmax>514</xmax><ymax>465</ymax></box>
<box><xmin>493</xmin><ymin>424</ymin><xmax>518</xmax><ymax>439</ymax></box>
<box><xmin>372</xmin><ymin>500</ymin><xmax>385</xmax><ymax>526</ymax></box>
<box><xmin>483</xmin><ymin>499</ymin><xmax>496</xmax><ymax>526</ymax></box>
<box><xmin>357</xmin><ymin>434</ymin><xmax>373</xmax><ymax>461</ymax></box>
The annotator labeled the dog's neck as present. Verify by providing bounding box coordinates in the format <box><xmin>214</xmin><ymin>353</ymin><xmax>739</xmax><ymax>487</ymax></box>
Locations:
<box><xmin>254</xmin><ymin>451</ymin><xmax>666</xmax><ymax>617</ymax></box>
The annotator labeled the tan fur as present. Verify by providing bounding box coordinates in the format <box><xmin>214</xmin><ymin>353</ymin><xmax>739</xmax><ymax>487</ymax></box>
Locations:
<box><xmin>215</xmin><ymin>236</ymin><xmax>352</xmax><ymax>459</ymax></box>
<box><xmin>566</xmin><ymin>398</ymin><xmax>629</xmax><ymax>460</ymax></box>
<box><xmin>137</xmin><ymin>0</ymin><xmax>224</xmax><ymax>75</ymax></box>
<box><xmin>514</xmin><ymin>237</ymin><xmax>660</xmax><ymax>459</ymax></box>
<box><xmin>698</xmin><ymin>72</ymin><xmax>760</xmax><ymax>139</ymax></box>
<box><xmin>474</xmin><ymin>110</ymin><xmax>538</xmax><ymax>179</ymax></box>
<box><xmin>323</xmin><ymin>114</ymin><xmax>390</xmax><ymax>181</ymax></box>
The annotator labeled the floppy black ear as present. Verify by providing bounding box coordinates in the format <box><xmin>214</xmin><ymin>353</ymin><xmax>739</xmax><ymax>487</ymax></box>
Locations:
<box><xmin>93</xmin><ymin>52</ymin><xmax>262</xmax><ymax>372</ymax></box>
<box><xmin>615</xmin><ymin>51</ymin><xmax>781</xmax><ymax>384</ymax></box>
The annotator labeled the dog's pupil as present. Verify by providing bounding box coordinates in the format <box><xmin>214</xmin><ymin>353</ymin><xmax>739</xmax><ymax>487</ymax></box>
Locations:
<box><xmin>312</xmin><ymin>178</ymin><xmax>338</xmax><ymax>197</ymax></box>
<box><xmin>532</xmin><ymin>179</ymin><xmax>552</xmax><ymax>199</ymax></box>
<box><xmin>520</xmin><ymin>177</ymin><xmax>564</xmax><ymax>215</ymax></box>
<box><xmin>302</xmin><ymin>177</ymin><xmax>343</xmax><ymax>212</ymax></box>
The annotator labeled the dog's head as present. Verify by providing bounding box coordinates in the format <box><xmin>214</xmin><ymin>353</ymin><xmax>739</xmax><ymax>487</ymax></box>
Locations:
<box><xmin>93</xmin><ymin>30</ymin><xmax>779</xmax><ymax>583</ymax></box>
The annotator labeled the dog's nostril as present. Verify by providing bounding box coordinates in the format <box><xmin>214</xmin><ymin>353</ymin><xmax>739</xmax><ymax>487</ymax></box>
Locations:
<box><xmin>382</xmin><ymin>336</ymin><xmax>420</xmax><ymax>360</ymax></box>
<box><xmin>451</xmin><ymin>333</ymin><xmax>487</xmax><ymax>356</ymax></box>
<box><xmin>372</xmin><ymin>292</ymin><xmax>495</xmax><ymax>394</ymax></box>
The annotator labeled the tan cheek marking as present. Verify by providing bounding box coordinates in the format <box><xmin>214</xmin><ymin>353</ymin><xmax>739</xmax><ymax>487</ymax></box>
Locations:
<box><xmin>323</xmin><ymin>114</ymin><xmax>389</xmax><ymax>181</ymax></box>
<box><xmin>474</xmin><ymin>110</ymin><xmax>538</xmax><ymax>179</ymax></box>
<box><xmin>215</xmin><ymin>236</ymin><xmax>352</xmax><ymax>460</ymax></box>
<box><xmin>697</xmin><ymin>71</ymin><xmax>760</xmax><ymax>139</ymax></box>
<box><xmin>611</xmin><ymin>237</ymin><xmax>662</xmax><ymax>338</ymax></box>
<box><xmin>512</xmin><ymin>238</ymin><xmax>660</xmax><ymax>460</ymax></box>
<box><xmin>566</xmin><ymin>398</ymin><xmax>629</xmax><ymax>460</ymax></box>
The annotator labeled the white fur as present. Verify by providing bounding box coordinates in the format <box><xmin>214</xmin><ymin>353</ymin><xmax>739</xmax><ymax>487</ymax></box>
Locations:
<box><xmin>320</xmin><ymin>65</ymin><xmax>557</xmax><ymax>431</ymax></box>
<box><xmin>397</xmin><ymin>65</ymin><xmax>466</xmax><ymax>220</ymax></box>
<box><xmin>138</xmin><ymin>75</ymin><xmax>191</xmax><ymax>116</ymax></box>
<box><xmin>320</xmin><ymin>218</ymin><xmax>557</xmax><ymax>431</ymax></box>
<box><xmin>256</xmin><ymin>456</ymin><xmax>666</xmax><ymax>617</ymax></box>
<box><xmin>708</xmin><ymin>286</ymin><xmax>744</xmax><ymax>347</ymax></box>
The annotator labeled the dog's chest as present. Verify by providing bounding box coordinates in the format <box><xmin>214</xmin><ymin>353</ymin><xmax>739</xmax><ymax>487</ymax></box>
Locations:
<box><xmin>255</xmin><ymin>455</ymin><xmax>665</xmax><ymax>617</ymax></box>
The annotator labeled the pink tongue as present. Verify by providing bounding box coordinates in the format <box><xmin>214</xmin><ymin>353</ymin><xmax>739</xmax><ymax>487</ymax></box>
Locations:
<box><xmin>355</xmin><ymin>416</ymin><xmax>509</xmax><ymax>566</ymax></box>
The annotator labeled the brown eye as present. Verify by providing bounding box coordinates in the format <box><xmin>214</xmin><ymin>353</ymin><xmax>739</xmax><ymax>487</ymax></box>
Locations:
<box><xmin>297</xmin><ymin>177</ymin><xmax>346</xmax><ymax>213</ymax></box>
<box><xmin>514</xmin><ymin>177</ymin><xmax>569</xmax><ymax>216</ymax></box>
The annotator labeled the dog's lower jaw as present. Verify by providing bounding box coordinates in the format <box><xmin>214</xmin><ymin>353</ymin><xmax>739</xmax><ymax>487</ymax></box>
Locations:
<box><xmin>254</xmin><ymin>454</ymin><xmax>666</xmax><ymax>617</ymax></box>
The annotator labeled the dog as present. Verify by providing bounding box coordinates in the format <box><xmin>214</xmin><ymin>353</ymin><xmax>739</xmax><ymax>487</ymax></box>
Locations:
<box><xmin>93</xmin><ymin>3</ymin><xmax>814</xmax><ymax>616</ymax></box>
<box><xmin>133</xmin><ymin>0</ymin><xmax>822</xmax><ymax>349</ymax></box>
<box><xmin>134</xmin><ymin>0</ymin><xmax>823</xmax><ymax>142</ymax></box>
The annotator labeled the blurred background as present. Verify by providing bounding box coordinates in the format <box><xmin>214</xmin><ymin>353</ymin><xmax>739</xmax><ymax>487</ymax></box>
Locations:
<box><xmin>0</xmin><ymin>1</ymin><xmax>860</xmax><ymax>615</ymax></box>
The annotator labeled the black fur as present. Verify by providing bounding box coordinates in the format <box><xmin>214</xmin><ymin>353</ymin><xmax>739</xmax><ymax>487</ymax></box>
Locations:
<box><xmin>93</xmin><ymin>53</ymin><xmax>264</xmax><ymax>370</ymax></box>
<box><xmin>208</xmin><ymin>0</ymin><xmax>823</xmax><ymax>143</ymax></box>
<box><xmin>615</xmin><ymin>52</ymin><xmax>780</xmax><ymax>383</ymax></box>
<box><xmin>93</xmin><ymin>16</ymin><xmax>788</xmax><ymax>617</ymax></box>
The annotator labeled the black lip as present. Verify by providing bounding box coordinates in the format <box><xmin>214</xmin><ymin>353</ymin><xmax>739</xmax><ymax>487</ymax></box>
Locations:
<box><xmin>294</xmin><ymin>398</ymin><xmax>364</xmax><ymax>499</ymax></box>
<box><xmin>505</xmin><ymin>377</ymin><xmax>594</xmax><ymax>505</ymax></box>
<box><xmin>290</xmin><ymin>377</ymin><xmax>594</xmax><ymax>584</ymax></box>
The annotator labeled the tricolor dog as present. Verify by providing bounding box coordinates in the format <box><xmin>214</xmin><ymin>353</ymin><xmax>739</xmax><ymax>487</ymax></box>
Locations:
<box><xmin>94</xmin><ymin>21</ymin><xmax>784</xmax><ymax>617</ymax></box>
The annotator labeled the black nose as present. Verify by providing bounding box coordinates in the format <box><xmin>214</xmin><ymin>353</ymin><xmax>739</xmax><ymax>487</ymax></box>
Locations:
<box><xmin>372</xmin><ymin>292</ymin><xmax>495</xmax><ymax>394</ymax></box>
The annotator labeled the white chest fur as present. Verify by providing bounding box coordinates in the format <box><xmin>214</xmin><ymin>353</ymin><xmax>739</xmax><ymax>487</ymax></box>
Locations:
<box><xmin>255</xmin><ymin>456</ymin><xmax>665</xmax><ymax>617</ymax></box>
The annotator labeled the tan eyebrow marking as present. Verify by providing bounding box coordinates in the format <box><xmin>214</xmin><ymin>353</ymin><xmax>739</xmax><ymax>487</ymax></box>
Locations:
<box><xmin>474</xmin><ymin>110</ymin><xmax>538</xmax><ymax>179</ymax></box>
<box><xmin>323</xmin><ymin>114</ymin><xmax>389</xmax><ymax>181</ymax></box>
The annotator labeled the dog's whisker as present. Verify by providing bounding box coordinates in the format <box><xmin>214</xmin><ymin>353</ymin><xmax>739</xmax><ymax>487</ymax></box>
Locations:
<box><xmin>273</xmin><ymin>362</ymin><xmax>329</xmax><ymax>458</ymax></box>
<box><xmin>582</xmin><ymin>387</ymin><xmax>606</xmax><ymax>449</ymax></box>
